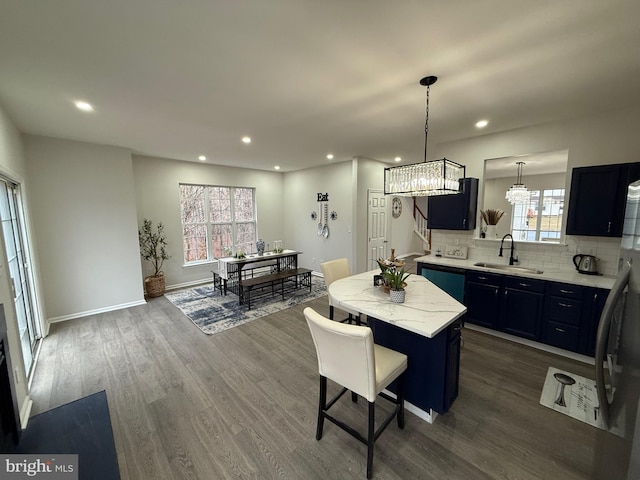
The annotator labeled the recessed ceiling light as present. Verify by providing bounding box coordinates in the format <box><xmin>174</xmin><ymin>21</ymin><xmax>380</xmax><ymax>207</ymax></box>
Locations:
<box><xmin>274</xmin><ymin>165</ymin><xmax>281</xmax><ymax>170</ymax></box>
<box><xmin>242</xmin><ymin>136</ymin><xmax>252</xmax><ymax>144</ymax></box>
<box><xmin>74</xmin><ymin>101</ymin><xmax>94</xmax><ymax>112</ymax></box>
<box><xmin>198</xmin><ymin>155</ymin><xmax>206</xmax><ymax>161</ymax></box>
<box><xmin>475</xmin><ymin>119</ymin><xmax>489</xmax><ymax>128</ymax></box>
<box><xmin>394</xmin><ymin>157</ymin><xmax>402</xmax><ymax>162</ymax></box>
<box><xmin>326</xmin><ymin>154</ymin><xmax>334</xmax><ymax>160</ymax></box>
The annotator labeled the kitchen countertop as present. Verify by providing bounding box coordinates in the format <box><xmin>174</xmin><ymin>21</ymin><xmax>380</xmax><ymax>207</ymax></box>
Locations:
<box><xmin>328</xmin><ymin>270</ymin><xmax>466</xmax><ymax>338</ymax></box>
<box><xmin>414</xmin><ymin>255</ymin><xmax>616</xmax><ymax>290</ymax></box>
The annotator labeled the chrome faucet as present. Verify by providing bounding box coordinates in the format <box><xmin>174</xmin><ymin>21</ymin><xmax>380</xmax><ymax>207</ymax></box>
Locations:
<box><xmin>499</xmin><ymin>234</ymin><xmax>518</xmax><ymax>265</ymax></box>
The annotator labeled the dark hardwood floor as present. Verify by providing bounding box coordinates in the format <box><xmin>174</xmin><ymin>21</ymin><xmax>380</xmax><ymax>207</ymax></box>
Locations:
<box><xmin>29</xmin><ymin>261</ymin><xmax>597</xmax><ymax>479</ymax></box>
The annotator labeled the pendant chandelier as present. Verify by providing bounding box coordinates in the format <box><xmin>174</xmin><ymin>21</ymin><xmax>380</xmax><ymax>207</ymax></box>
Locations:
<box><xmin>505</xmin><ymin>161</ymin><xmax>531</xmax><ymax>204</ymax></box>
<box><xmin>384</xmin><ymin>76</ymin><xmax>465</xmax><ymax>197</ymax></box>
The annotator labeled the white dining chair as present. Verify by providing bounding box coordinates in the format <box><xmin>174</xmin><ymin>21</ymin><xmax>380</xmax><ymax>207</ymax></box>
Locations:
<box><xmin>320</xmin><ymin>258</ymin><xmax>361</xmax><ymax>325</ymax></box>
<box><xmin>304</xmin><ymin>307</ymin><xmax>407</xmax><ymax>479</ymax></box>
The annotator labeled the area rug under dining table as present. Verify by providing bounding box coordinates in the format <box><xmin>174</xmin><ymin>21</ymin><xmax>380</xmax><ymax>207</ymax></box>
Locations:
<box><xmin>165</xmin><ymin>280</ymin><xmax>327</xmax><ymax>335</ymax></box>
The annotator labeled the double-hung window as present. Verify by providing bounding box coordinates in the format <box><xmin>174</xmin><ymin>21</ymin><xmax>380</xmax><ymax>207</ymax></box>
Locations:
<box><xmin>511</xmin><ymin>189</ymin><xmax>565</xmax><ymax>241</ymax></box>
<box><xmin>179</xmin><ymin>184</ymin><xmax>256</xmax><ymax>263</ymax></box>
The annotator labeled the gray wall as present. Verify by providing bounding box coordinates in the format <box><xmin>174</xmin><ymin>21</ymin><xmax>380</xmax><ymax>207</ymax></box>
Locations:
<box><xmin>283</xmin><ymin>160</ymin><xmax>354</xmax><ymax>273</ymax></box>
<box><xmin>132</xmin><ymin>155</ymin><xmax>285</xmax><ymax>288</ymax></box>
<box><xmin>433</xmin><ymin>106</ymin><xmax>640</xmax><ymax>218</ymax></box>
<box><xmin>25</xmin><ymin>135</ymin><xmax>144</xmax><ymax>321</ymax></box>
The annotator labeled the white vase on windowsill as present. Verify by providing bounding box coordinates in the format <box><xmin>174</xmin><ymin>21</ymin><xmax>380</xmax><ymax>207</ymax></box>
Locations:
<box><xmin>486</xmin><ymin>225</ymin><xmax>498</xmax><ymax>238</ymax></box>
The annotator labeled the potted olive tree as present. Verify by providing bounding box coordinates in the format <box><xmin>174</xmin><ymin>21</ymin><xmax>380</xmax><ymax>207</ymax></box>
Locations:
<box><xmin>384</xmin><ymin>268</ymin><xmax>411</xmax><ymax>303</ymax></box>
<box><xmin>138</xmin><ymin>219</ymin><xmax>170</xmax><ymax>297</ymax></box>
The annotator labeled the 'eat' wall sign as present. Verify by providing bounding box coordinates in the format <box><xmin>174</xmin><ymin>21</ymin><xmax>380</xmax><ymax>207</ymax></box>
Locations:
<box><xmin>317</xmin><ymin>193</ymin><xmax>329</xmax><ymax>202</ymax></box>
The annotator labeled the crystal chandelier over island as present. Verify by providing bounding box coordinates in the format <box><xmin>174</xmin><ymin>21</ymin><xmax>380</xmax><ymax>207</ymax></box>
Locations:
<box><xmin>384</xmin><ymin>75</ymin><xmax>465</xmax><ymax>197</ymax></box>
<box><xmin>384</xmin><ymin>158</ymin><xmax>465</xmax><ymax>196</ymax></box>
<box><xmin>505</xmin><ymin>161</ymin><xmax>531</xmax><ymax>204</ymax></box>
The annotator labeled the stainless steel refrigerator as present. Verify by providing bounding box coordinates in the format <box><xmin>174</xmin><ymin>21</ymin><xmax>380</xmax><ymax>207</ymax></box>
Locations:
<box><xmin>593</xmin><ymin>179</ymin><xmax>640</xmax><ymax>479</ymax></box>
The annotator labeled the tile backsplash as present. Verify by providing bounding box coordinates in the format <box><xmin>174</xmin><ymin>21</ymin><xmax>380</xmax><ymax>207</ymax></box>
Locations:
<box><xmin>429</xmin><ymin>231</ymin><xmax>621</xmax><ymax>277</ymax></box>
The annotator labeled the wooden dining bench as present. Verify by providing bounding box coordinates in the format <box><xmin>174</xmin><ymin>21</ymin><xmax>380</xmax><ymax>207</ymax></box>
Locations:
<box><xmin>241</xmin><ymin>268</ymin><xmax>313</xmax><ymax>309</ymax></box>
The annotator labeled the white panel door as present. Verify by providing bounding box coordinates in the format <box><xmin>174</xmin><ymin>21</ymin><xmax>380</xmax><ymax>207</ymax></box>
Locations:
<box><xmin>367</xmin><ymin>189</ymin><xmax>388</xmax><ymax>270</ymax></box>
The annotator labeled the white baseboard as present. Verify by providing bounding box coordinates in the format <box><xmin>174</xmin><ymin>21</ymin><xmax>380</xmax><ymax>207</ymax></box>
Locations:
<box><xmin>166</xmin><ymin>279</ymin><xmax>212</xmax><ymax>291</ymax></box>
<box><xmin>19</xmin><ymin>395</ymin><xmax>33</xmax><ymax>429</ymax></box>
<box><xmin>48</xmin><ymin>299</ymin><xmax>147</xmax><ymax>323</ymax></box>
<box><xmin>382</xmin><ymin>388</ymin><xmax>438</xmax><ymax>424</ymax></box>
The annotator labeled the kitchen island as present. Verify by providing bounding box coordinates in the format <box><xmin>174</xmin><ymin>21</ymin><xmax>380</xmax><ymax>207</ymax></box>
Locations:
<box><xmin>328</xmin><ymin>270</ymin><xmax>466</xmax><ymax>423</ymax></box>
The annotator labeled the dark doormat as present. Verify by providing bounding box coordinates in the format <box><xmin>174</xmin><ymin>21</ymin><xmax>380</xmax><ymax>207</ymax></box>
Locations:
<box><xmin>16</xmin><ymin>390</ymin><xmax>120</xmax><ymax>480</ymax></box>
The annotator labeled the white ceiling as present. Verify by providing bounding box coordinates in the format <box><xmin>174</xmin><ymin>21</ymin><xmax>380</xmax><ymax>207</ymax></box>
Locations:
<box><xmin>1</xmin><ymin>0</ymin><xmax>639</xmax><ymax>172</ymax></box>
<box><xmin>484</xmin><ymin>149</ymin><xmax>569</xmax><ymax>179</ymax></box>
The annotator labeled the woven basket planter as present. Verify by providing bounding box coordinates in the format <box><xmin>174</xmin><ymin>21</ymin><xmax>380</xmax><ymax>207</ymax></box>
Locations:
<box><xmin>145</xmin><ymin>274</ymin><xmax>166</xmax><ymax>298</ymax></box>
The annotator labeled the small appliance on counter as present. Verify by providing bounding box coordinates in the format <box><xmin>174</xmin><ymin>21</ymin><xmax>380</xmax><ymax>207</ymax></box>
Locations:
<box><xmin>573</xmin><ymin>253</ymin><xmax>599</xmax><ymax>275</ymax></box>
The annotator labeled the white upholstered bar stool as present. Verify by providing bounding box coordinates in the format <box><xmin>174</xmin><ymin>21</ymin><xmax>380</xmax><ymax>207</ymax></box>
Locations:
<box><xmin>320</xmin><ymin>258</ymin><xmax>361</xmax><ymax>325</ymax></box>
<box><xmin>303</xmin><ymin>307</ymin><xmax>407</xmax><ymax>479</ymax></box>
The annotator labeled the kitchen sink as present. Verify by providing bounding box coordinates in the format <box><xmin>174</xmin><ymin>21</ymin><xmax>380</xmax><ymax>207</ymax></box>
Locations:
<box><xmin>473</xmin><ymin>262</ymin><xmax>544</xmax><ymax>275</ymax></box>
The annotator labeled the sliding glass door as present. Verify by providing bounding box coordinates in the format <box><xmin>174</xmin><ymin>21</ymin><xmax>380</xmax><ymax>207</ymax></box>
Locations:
<box><xmin>0</xmin><ymin>178</ymin><xmax>39</xmax><ymax>377</ymax></box>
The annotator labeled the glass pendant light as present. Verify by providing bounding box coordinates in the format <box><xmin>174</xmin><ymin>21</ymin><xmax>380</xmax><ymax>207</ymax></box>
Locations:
<box><xmin>505</xmin><ymin>161</ymin><xmax>531</xmax><ymax>204</ymax></box>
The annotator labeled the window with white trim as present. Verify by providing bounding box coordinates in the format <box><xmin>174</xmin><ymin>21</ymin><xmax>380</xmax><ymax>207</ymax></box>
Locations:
<box><xmin>179</xmin><ymin>184</ymin><xmax>256</xmax><ymax>263</ymax></box>
<box><xmin>511</xmin><ymin>188</ymin><xmax>565</xmax><ymax>242</ymax></box>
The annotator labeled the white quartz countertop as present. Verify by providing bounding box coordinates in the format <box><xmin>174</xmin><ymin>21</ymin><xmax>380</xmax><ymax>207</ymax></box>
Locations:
<box><xmin>328</xmin><ymin>270</ymin><xmax>467</xmax><ymax>338</ymax></box>
<box><xmin>414</xmin><ymin>255</ymin><xmax>616</xmax><ymax>290</ymax></box>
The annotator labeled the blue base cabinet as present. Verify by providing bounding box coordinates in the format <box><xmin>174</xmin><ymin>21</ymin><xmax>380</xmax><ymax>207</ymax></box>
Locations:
<box><xmin>499</xmin><ymin>277</ymin><xmax>545</xmax><ymax>341</ymax></box>
<box><xmin>455</xmin><ymin>265</ymin><xmax>609</xmax><ymax>357</ymax></box>
<box><xmin>371</xmin><ymin>316</ymin><xmax>462</xmax><ymax>414</ymax></box>
<box><xmin>541</xmin><ymin>282</ymin><xmax>584</xmax><ymax>351</ymax></box>
<box><xmin>464</xmin><ymin>271</ymin><xmax>502</xmax><ymax>329</ymax></box>
<box><xmin>541</xmin><ymin>282</ymin><xmax>609</xmax><ymax>356</ymax></box>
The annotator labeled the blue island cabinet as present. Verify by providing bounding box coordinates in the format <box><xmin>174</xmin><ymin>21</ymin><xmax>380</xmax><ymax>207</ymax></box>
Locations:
<box><xmin>370</xmin><ymin>315</ymin><xmax>462</xmax><ymax>415</ymax></box>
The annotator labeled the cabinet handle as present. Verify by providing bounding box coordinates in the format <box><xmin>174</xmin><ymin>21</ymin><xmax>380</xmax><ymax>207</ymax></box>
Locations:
<box><xmin>504</xmin><ymin>290</ymin><xmax>508</xmax><ymax>299</ymax></box>
<box><xmin>494</xmin><ymin>287</ymin><xmax>499</xmax><ymax>297</ymax></box>
<box><xmin>463</xmin><ymin>218</ymin><xmax>466</xmax><ymax>228</ymax></box>
<box><xmin>560</xmin><ymin>289</ymin><xmax>573</xmax><ymax>294</ymax></box>
<box><xmin>558</xmin><ymin>302</ymin><xmax>573</xmax><ymax>308</ymax></box>
<box><xmin>519</xmin><ymin>282</ymin><xmax>531</xmax><ymax>287</ymax></box>
<box><xmin>608</xmin><ymin>221</ymin><xmax>611</xmax><ymax>232</ymax></box>
<box><xmin>555</xmin><ymin>327</ymin><xmax>566</xmax><ymax>333</ymax></box>
<box><xmin>478</xmin><ymin>276</ymin><xmax>488</xmax><ymax>281</ymax></box>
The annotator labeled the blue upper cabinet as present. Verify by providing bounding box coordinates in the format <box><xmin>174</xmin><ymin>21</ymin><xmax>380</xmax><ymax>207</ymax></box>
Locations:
<box><xmin>566</xmin><ymin>162</ymin><xmax>640</xmax><ymax>237</ymax></box>
<box><xmin>427</xmin><ymin>178</ymin><xmax>478</xmax><ymax>230</ymax></box>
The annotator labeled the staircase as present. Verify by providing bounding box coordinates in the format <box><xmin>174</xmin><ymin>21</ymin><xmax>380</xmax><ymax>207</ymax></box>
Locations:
<box><xmin>413</xmin><ymin>198</ymin><xmax>431</xmax><ymax>252</ymax></box>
